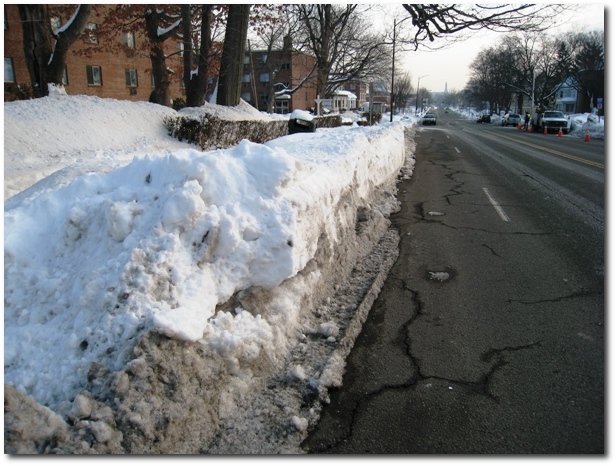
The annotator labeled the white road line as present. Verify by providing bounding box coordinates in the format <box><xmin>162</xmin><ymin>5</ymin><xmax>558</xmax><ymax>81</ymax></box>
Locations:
<box><xmin>454</xmin><ymin>147</ymin><xmax>461</xmax><ymax>154</ymax></box>
<box><xmin>483</xmin><ymin>188</ymin><xmax>511</xmax><ymax>222</ymax></box>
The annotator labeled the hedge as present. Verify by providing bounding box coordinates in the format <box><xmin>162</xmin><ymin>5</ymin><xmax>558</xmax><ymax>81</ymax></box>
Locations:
<box><xmin>163</xmin><ymin>112</ymin><xmax>345</xmax><ymax>151</ymax></box>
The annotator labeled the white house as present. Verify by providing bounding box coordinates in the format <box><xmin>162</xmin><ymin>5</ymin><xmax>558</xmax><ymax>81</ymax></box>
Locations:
<box><xmin>554</xmin><ymin>79</ymin><xmax>579</xmax><ymax>114</ymax></box>
<box><xmin>322</xmin><ymin>90</ymin><xmax>357</xmax><ymax>112</ymax></box>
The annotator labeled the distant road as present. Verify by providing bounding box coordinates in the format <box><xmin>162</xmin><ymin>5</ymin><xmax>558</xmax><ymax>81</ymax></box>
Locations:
<box><xmin>302</xmin><ymin>109</ymin><xmax>605</xmax><ymax>453</ymax></box>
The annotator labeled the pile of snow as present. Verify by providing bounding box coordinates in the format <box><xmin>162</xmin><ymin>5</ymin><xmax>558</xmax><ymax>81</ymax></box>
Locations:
<box><xmin>4</xmin><ymin>94</ymin><xmax>194</xmax><ymax>200</ymax></box>
<box><xmin>4</xmin><ymin>94</ymin><xmax>414</xmax><ymax>453</ymax></box>
<box><xmin>178</xmin><ymin>98</ymin><xmax>273</xmax><ymax>122</ymax></box>
<box><xmin>569</xmin><ymin>112</ymin><xmax>605</xmax><ymax>139</ymax></box>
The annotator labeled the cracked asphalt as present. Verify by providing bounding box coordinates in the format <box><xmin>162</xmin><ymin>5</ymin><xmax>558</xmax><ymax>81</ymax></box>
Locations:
<box><xmin>302</xmin><ymin>112</ymin><xmax>605</xmax><ymax>454</ymax></box>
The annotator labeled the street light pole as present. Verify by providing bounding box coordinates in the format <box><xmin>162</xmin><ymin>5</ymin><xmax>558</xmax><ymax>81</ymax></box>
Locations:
<box><xmin>390</xmin><ymin>16</ymin><xmax>411</xmax><ymax>123</ymax></box>
<box><xmin>415</xmin><ymin>75</ymin><xmax>428</xmax><ymax>115</ymax></box>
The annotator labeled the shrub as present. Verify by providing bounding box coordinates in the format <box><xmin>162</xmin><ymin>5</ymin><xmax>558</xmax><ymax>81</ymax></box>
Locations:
<box><xmin>171</xmin><ymin>97</ymin><xmax>186</xmax><ymax>111</ymax></box>
<box><xmin>362</xmin><ymin>112</ymin><xmax>382</xmax><ymax>125</ymax></box>
<box><xmin>4</xmin><ymin>83</ymin><xmax>34</xmax><ymax>102</ymax></box>
<box><xmin>163</xmin><ymin>114</ymin><xmax>289</xmax><ymax>151</ymax></box>
<box><xmin>314</xmin><ymin>114</ymin><xmax>342</xmax><ymax>128</ymax></box>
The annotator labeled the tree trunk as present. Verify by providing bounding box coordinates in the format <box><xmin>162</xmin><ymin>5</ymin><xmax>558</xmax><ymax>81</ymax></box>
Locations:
<box><xmin>19</xmin><ymin>5</ymin><xmax>54</xmax><ymax>97</ymax></box>
<box><xmin>149</xmin><ymin>44</ymin><xmax>170</xmax><ymax>106</ymax></box>
<box><xmin>183</xmin><ymin>4</ymin><xmax>212</xmax><ymax>107</ymax></box>
<box><xmin>217</xmin><ymin>4</ymin><xmax>250</xmax><ymax>106</ymax></box>
<box><xmin>48</xmin><ymin>5</ymin><xmax>92</xmax><ymax>85</ymax></box>
<box><xmin>19</xmin><ymin>5</ymin><xmax>91</xmax><ymax>98</ymax></box>
<box><xmin>145</xmin><ymin>9</ymin><xmax>172</xmax><ymax>106</ymax></box>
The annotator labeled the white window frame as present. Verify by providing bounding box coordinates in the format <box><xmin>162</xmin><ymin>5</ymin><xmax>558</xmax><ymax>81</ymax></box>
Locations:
<box><xmin>122</xmin><ymin>31</ymin><xmax>135</xmax><ymax>49</ymax></box>
<box><xmin>85</xmin><ymin>22</ymin><xmax>98</xmax><ymax>44</ymax></box>
<box><xmin>125</xmin><ymin>69</ymin><xmax>138</xmax><ymax>87</ymax></box>
<box><xmin>5</xmin><ymin>57</ymin><xmax>15</xmax><ymax>83</ymax></box>
<box><xmin>86</xmin><ymin>65</ymin><xmax>102</xmax><ymax>85</ymax></box>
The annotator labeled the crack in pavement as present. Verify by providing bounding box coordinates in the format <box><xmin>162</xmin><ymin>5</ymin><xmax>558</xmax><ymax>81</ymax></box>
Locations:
<box><xmin>507</xmin><ymin>289</ymin><xmax>603</xmax><ymax>305</ymax></box>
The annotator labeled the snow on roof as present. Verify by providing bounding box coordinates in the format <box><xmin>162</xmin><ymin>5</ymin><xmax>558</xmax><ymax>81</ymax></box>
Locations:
<box><xmin>333</xmin><ymin>90</ymin><xmax>357</xmax><ymax>99</ymax></box>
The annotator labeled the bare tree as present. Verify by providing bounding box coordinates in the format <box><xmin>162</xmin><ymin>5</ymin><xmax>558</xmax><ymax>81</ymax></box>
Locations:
<box><xmin>18</xmin><ymin>4</ymin><xmax>92</xmax><ymax>98</ymax></box>
<box><xmin>392</xmin><ymin>71</ymin><xmax>414</xmax><ymax>114</ymax></box>
<box><xmin>468</xmin><ymin>46</ymin><xmax>516</xmax><ymax>113</ymax></box>
<box><xmin>247</xmin><ymin>5</ymin><xmax>289</xmax><ymax>112</ymax></box>
<box><xmin>400</xmin><ymin>4</ymin><xmax>575</xmax><ymax>48</ymax></box>
<box><xmin>293</xmin><ymin>4</ymin><xmax>389</xmax><ymax>97</ymax></box>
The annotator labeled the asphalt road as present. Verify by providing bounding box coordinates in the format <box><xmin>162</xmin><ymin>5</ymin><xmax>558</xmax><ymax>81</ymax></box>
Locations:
<box><xmin>302</xmin><ymin>110</ymin><xmax>605</xmax><ymax>454</ymax></box>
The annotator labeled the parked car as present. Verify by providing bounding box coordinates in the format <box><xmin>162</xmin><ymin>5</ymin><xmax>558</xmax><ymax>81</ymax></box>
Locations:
<box><xmin>422</xmin><ymin>113</ymin><xmax>437</xmax><ymax>125</ymax></box>
<box><xmin>477</xmin><ymin>114</ymin><xmax>491</xmax><ymax>123</ymax></box>
<box><xmin>501</xmin><ymin>113</ymin><xmax>521</xmax><ymax>127</ymax></box>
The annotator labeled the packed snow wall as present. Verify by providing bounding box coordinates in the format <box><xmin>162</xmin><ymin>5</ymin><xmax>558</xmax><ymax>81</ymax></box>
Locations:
<box><xmin>4</xmin><ymin>123</ymin><xmax>411</xmax><ymax>454</ymax></box>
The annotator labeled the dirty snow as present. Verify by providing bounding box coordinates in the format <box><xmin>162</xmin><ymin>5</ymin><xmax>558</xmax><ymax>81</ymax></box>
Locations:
<box><xmin>3</xmin><ymin>93</ymin><xmax>413</xmax><ymax>454</ymax></box>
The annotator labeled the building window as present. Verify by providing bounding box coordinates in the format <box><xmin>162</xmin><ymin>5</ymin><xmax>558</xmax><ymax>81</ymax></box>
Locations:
<box><xmin>260</xmin><ymin>53</ymin><xmax>268</xmax><ymax>64</ymax></box>
<box><xmin>259</xmin><ymin>73</ymin><xmax>270</xmax><ymax>83</ymax></box>
<box><xmin>275</xmin><ymin>100</ymin><xmax>289</xmax><ymax>114</ymax></box>
<box><xmin>242</xmin><ymin>73</ymin><xmax>251</xmax><ymax>83</ymax></box>
<box><xmin>125</xmin><ymin>69</ymin><xmax>138</xmax><ymax>87</ymax></box>
<box><xmin>86</xmin><ymin>65</ymin><xmax>102</xmax><ymax>85</ymax></box>
<box><xmin>280</xmin><ymin>63</ymin><xmax>290</xmax><ymax>70</ymax></box>
<box><xmin>243</xmin><ymin>54</ymin><xmax>250</xmax><ymax>64</ymax></box>
<box><xmin>122</xmin><ymin>31</ymin><xmax>135</xmax><ymax>49</ymax></box>
<box><xmin>241</xmin><ymin>92</ymin><xmax>252</xmax><ymax>102</ymax></box>
<box><xmin>85</xmin><ymin>22</ymin><xmax>98</xmax><ymax>44</ymax></box>
<box><xmin>4</xmin><ymin>58</ymin><xmax>15</xmax><ymax>83</ymax></box>
<box><xmin>260</xmin><ymin>92</ymin><xmax>269</xmax><ymax>103</ymax></box>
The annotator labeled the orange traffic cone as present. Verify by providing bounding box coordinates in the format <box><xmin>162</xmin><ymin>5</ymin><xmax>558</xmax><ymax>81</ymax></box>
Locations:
<box><xmin>558</xmin><ymin>128</ymin><xmax>563</xmax><ymax>137</ymax></box>
<box><xmin>517</xmin><ymin>123</ymin><xmax>522</xmax><ymax>130</ymax></box>
<box><xmin>584</xmin><ymin>130</ymin><xmax>591</xmax><ymax>142</ymax></box>
<box><xmin>543</xmin><ymin>127</ymin><xmax>548</xmax><ymax>135</ymax></box>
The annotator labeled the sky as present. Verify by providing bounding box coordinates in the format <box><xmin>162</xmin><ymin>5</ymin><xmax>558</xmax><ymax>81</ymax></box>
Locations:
<box><xmin>392</xmin><ymin>2</ymin><xmax>607</xmax><ymax>93</ymax></box>
<box><xmin>3</xmin><ymin>87</ymin><xmax>604</xmax><ymax>454</ymax></box>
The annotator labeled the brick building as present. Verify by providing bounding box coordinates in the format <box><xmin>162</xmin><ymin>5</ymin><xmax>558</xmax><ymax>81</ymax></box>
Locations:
<box><xmin>241</xmin><ymin>37</ymin><xmax>318</xmax><ymax>114</ymax></box>
<box><xmin>4</xmin><ymin>5</ymin><xmax>184</xmax><ymax>103</ymax></box>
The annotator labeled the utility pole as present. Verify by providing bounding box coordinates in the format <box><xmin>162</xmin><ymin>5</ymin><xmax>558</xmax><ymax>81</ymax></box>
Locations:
<box><xmin>415</xmin><ymin>75</ymin><xmax>428</xmax><ymax>115</ymax></box>
<box><xmin>390</xmin><ymin>19</ymin><xmax>396</xmax><ymax>123</ymax></box>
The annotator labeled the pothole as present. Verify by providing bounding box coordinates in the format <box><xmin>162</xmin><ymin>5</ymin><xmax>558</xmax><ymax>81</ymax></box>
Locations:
<box><xmin>429</xmin><ymin>271</ymin><xmax>450</xmax><ymax>282</ymax></box>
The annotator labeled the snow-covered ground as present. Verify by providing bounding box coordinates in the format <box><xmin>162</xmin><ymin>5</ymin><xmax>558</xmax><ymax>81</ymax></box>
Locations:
<box><xmin>3</xmin><ymin>93</ymin><xmax>604</xmax><ymax>454</ymax></box>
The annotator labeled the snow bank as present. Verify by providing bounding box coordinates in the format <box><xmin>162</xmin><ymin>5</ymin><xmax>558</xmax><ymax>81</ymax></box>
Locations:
<box><xmin>5</xmin><ymin>123</ymin><xmax>405</xmax><ymax>409</ymax></box>
<box><xmin>4</xmin><ymin>94</ymin><xmax>194</xmax><ymax>200</ymax></box>
<box><xmin>4</xmin><ymin>94</ymin><xmax>412</xmax><ymax>453</ymax></box>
